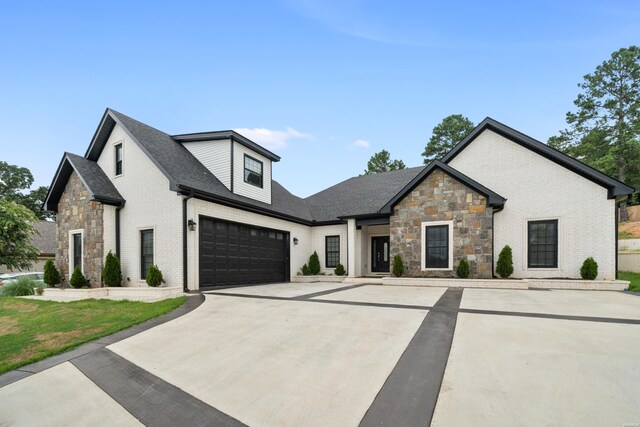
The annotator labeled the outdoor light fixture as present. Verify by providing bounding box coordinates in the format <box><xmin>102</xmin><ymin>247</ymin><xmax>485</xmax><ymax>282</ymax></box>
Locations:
<box><xmin>188</xmin><ymin>219</ymin><xmax>197</xmax><ymax>231</ymax></box>
<box><xmin>293</xmin><ymin>237</ymin><xmax>299</xmax><ymax>245</ymax></box>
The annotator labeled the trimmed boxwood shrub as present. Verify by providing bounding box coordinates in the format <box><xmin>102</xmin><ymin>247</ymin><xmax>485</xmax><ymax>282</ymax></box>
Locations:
<box><xmin>334</xmin><ymin>263</ymin><xmax>346</xmax><ymax>276</ymax></box>
<box><xmin>392</xmin><ymin>254</ymin><xmax>404</xmax><ymax>277</ymax></box>
<box><xmin>301</xmin><ymin>264</ymin><xmax>310</xmax><ymax>275</ymax></box>
<box><xmin>69</xmin><ymin>266</ymin><xmax>88</xmax><ymax>288</ymax></box>
<box><xmin>496</xmin><ymin>245</ymin><xmax>514</xmax><ymax>278</ymax></box>
<box><xmin>308</xmin><ymin>251</ymin><xmax>321</xmax><ymax>275</ymax></box>
<box><xmin>146</xmin><ymin>265</ymin><xmax>163</xmax><ymax>287</ymax></box>
<box><xmin>43</xmin><ymin>260</ymin><xmax>61</xmax><ymax>287</ymax></box>
<box><xmin>580</xmin><ymin>257</ymin><xmax>598</xmax><ymax>280</ymax></box>
<box><xmin>456</xmin><ymin>258</ymin><xmax>470</xmax><ymax>278</ymax></box>
<box><xmin>102</xmin><ymin>251</ymin><xmax>122</xmax><ymax>287</ymax></box>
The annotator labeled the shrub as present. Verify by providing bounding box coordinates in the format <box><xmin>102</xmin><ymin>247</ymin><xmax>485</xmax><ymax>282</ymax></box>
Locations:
<box><xmin>0</xmin><ymin>277</ymin><xmax>40</xmax><ymax>297</ymax></box>
<box><xmin>69</xmin><ymin>266</ymin><xmax>88</xmax><ymax>288</ymax></box>
<box><xmin>146</xmin><ymin>265</ymin><xmax>163</xmax><ymax>287</ymax></box>
<box><xmin>392</xmin><ymin>254</ymin><xmax>404</xmax><ymax>277</ymax></box>
<box><xmin>456</xmin><ymin>258</ymin><xmax>470</xmax><ymax>278</ymax></box>
<box><xmin>334</xmin><ymin>263</ymin><xmax>346</xmax><ymax>276</ymax></box>
<box><xmin>43</xmin><ymin>260</ymin><xmax>61</xmax><ymax>287</ymax></box>
<box><xmin>580</xmin><ymin>257</ymin><xmax>598</xmax><ymax>280</ymax></box>
<box><xmin>308</xmin><ymin>251</ymin><xmax>321</xmax><ymax>275</ymax></box>
<box><xmin>496</xmin><ymin>245</ymin><xmax>514</xmax><ymax>278</ymax></box>
<box><xmin>102</xmin><ymin>251</ymin><xmax>122</xmax><ymax>287</ymax></box>
<box><xmin>301</xmin><ymin>264</ymin><xmax>310</xmax><ymax>275</ymax></box>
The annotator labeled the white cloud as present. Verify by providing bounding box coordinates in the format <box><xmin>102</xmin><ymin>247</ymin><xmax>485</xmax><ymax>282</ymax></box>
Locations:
<box><xmin>233</xmin><ymin>127</ymin><xmax>313</xmax><ymax>150</ymax></box>
<box><xmin>350</xmin><ymin>139</ymin><xmax>370</xmax><ymax>149</ymax></box>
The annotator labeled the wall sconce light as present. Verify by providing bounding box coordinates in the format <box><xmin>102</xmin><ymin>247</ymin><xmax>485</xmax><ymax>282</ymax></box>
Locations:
<box><xmin>293</xmin><ymin>237</ymin><xmax>299</xmax><ymax>245</ymax></box>
<box><xmin>188</xmin><ymin>219</ymin><xmax>197</xmax><ymax>231</ymax></box>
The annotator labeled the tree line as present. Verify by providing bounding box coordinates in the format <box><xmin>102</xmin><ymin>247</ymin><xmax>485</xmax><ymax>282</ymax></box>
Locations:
<box><xmin>363</xmin><ymin>46</ymin><xmax>640</xmax><ymax>220</ymax></box>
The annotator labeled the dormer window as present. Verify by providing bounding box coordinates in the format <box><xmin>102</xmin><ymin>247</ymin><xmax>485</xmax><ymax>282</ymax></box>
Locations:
<box><xmin>115</xmin><ymin>143</ymin><xmax>123</xmax><ymax>176</ymax></box>
<box><xmin>244</xmin><ymin>154</ymin><xmax>263</xmax><ymax>188</ymax></box>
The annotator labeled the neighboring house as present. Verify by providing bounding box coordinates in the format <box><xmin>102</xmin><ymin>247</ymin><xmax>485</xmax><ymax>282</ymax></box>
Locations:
<box><xmin>44</xmin><ymin>109</ymin><xmax>634</xmax><ymax>289</ymax></box>
<box><xmin>0</xmin><ymin>221</ymin><xmax>56</xmax><ymax>274</ymax></box>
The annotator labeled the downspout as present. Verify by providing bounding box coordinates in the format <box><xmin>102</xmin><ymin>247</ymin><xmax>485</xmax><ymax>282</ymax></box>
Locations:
<box><xmin>183</xmin><ymin>192</ymin><xmax>194</xmax><ymax>293</ymax></box>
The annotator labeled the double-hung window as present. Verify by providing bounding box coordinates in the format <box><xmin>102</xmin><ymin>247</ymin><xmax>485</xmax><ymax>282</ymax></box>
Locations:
<box><xmin>528</xmin><ymin>220</ymin><xmax>558</xmax><ymax>268</ymax></box>
<box><xmin>244</xmin><ymin>155</ymin><xmax>263</xmax><ymax>188</ymax></box>
<box><xmin>325</xmin><ymin>236</ymin><xmax>340</xmax><ymax>268</ymax></box>
<box><xmin>115</xmin><ymin>143</ymin><xmax>123</xmax><ymax>176</ymax></box>
<box><xmin>422</xmin><ymin>221</ymin><xmax>453</xmax><ymax>270</ymax></box>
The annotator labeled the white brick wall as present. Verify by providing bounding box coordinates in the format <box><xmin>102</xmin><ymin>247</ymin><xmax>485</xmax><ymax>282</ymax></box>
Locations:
<box><xmin>310</xmin><ymin>224</ymin><xmax>348</xmax><ymax>274</ymax></box>
<box><xmin>97</xmin><ymin>124</ymin><xmax>183</xmax><ymax>287</ymax></box>
<box><xmin>448</xmin><ymin>129</ymin><xmax>616</xmax><ymax>279</ymax></box>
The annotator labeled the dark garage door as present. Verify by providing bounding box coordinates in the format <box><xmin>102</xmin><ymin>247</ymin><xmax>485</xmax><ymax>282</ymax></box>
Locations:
<box><xmin>199</xmin><ymin>216</ymin><xmax>290</xmax><ymax>288</ymax></box>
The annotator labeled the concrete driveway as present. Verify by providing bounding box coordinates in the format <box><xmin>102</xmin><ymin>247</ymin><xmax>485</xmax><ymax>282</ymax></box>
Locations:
<box><xmin>1</xmin><ymin>283</ymin><xmax>639</xmax><ymax>426</ymax></box>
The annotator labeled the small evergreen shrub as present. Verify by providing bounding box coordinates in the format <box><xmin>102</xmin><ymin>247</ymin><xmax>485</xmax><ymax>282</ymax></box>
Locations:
<box><xmin>580</xmin><ymin>257</ymin><xmax>598</xmax><ymax>280</ymax></box>
<box><xmin>102</xmin><ymin>251</ymin><xmax>123</xmax><ymax>287</ymax></box>
<box><xmin>334</xmin><ymin>263</ymin><xmax>346</xmax><ymax>276</ymax></box>
<box><xmin>301</xmin><ymin>264</ymin><xmax>310</xmax><ymax>275</ymax></box>
<box><xmin>0</xmin><ymin>277</ymin><xmax>39</xmax><ymax>297</ymax></box>
<box><xmin>496</xmin><ymin>245</ymin><xmax>514</xmax><ymax>278</ymax></box>
<box><xmin>69</xmin><ymin>266</ymin><xmax>88</xmax><ymax>288</ymax></box>
<box><xmin>456</xmin><ymin>258</ymin><xmax>470</xmax><ymax>278</ymax></box>
<box><xmin>43</xmin><ymin>260</ymin><xmax>61</xmax><ymax>287</ymax></box>
<box><xmin>392</xmin><ymin>254</ymin><xmax>404</xmax><ymax>277</ymax></box>
<box><xmin>146</xmin><ymin>265</ymin><xmax>163</xmax><ymax>287</ymax></box>
<box><xmin>308</xmin><ymin>251</ymin><xmax>321</xmax><ymax>275</ymax></box>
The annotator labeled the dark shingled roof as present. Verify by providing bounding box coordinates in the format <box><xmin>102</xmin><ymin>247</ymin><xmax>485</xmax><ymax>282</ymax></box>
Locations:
<box><xmin>31</xmin><ymin>221</ymin><xmax>57</xmax><ymax>255</ymax></box>
<box><xmin>44</xmin><ymin>153</ymin><xmax>125</xmax><ymax>211</ymax></box>
<box><xmin>304</xmin><ymin>167</ymin><xmax>425</xmax><ymax>222</ymax></box>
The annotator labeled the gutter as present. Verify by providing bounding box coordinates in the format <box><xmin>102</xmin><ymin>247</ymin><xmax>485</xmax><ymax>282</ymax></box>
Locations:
<box><xmin>182</xmin><ymin>191</ymin><xmax>194</xmax><ymax>293</ymax></box>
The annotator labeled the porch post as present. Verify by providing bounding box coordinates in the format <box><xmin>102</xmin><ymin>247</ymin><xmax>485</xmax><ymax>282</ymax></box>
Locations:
<box><xmin>347</xmin><ymin>218</ymin><xmax>357</xmax><ymax>277</ymax></box>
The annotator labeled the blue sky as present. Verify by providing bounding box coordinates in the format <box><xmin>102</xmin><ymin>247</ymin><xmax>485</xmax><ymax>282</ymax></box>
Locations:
<box><xmin>1</xmin><ymin>0</ymin><xmax>639</xmax><ymax>197</ymax></box>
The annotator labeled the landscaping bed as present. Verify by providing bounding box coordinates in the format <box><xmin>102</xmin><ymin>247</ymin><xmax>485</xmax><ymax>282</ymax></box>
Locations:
<box><xmin>0</xmin><ymin>296</ymin><xmax>186</xmax><ymax>373</ymax></box>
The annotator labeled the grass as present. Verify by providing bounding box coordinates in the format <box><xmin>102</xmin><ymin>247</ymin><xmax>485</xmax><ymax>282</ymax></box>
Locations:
<box><xmin>0</xmin><ymin>296</ymin><xmax>186</xmax><ymax>374</ymax></box>
<box><xmin>618</xmin><ymin>230</ymin><xmax>635</xmax><ymax>240</ymax></box>
<box><xmin>619</xmin><ymin>271</ymin><xmax>640</xmax><ymax>292</ymax></box>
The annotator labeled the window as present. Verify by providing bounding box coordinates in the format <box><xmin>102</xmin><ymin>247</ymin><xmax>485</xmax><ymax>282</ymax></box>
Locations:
<box><xmin>421</xmin><ymin>221</ymin><xmax>453</xmax><ymax>270</ymax></box>
<box><xmin>140</xmin><ymin>229</ymin><xmax>154</xmax><ymax>279</ymax></box>
<box><xmin>325</xmin><ymin>236</ymin><xmax>340</xmax><ymax>268</ymax></box>
<box><xmin>115</xmin><ymin>143</ymin><xmax>123</xmax><ymax>176</ymax></box>
<box><xmin>72</xmin><ymin>233</ymin><xmax>82</xmax><ymax>270</ymax></box>
<box><xmin>244</xmin><ymin>155</ymin><xmax>263</xmax><ymax>188</ymax></box>
<box><xmin>528</xmin><ymin>220</ymin><xmax>558</xmax><ymax>268</ymax></box>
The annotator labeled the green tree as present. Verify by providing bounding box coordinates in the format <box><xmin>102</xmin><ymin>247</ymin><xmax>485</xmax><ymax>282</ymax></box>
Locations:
<box><xmin>308</xmin><ymin>251</ymin><xmax>321</xmax><ymax>275</ymax></box>
<box><xmin>102</xmin><ymin>251</ymin><xmax>123</xmax><ymax>287</ymax></box>
<box><xmin>423</xmin><ymin>114</ymin><xmax>475</xmax><ymax>163</ymax></box>
<box><xmin>0</xmin><ymin>200</ymin><xmax>38</xmax><ymax>271</ymax></box>
<box><xmin>43</xmin><ymin>260</ymin><xmax>61</xmax><ymax>287</ymax></box>
<box><xmin>561</xmin><ymin>46</ymin><xmax>640</xmax><ymax>220</ymax></box>
<box><xmin>496</xmin><ymin>245</ymin><xmax>514</xmax><ymax>278</ymax></box>
<box><xmin>0</xmin><ymin>162</ymin><xmax>53</xmax><ymax>220</ymax></box>
<box><xmin>363</xmin><ymin>150</ymin><xmax>406</xmax><ymax>175</ymax></box>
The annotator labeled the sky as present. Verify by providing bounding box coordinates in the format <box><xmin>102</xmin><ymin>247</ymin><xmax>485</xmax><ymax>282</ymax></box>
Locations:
<box><xmin>1</xmin><ymin>0</ymin><xmax>639</xmax><ymax>198</ymax></box>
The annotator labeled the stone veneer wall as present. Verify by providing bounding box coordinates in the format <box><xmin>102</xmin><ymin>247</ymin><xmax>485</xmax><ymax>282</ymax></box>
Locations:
<box><xmin>56</xmin><ymin>172</ymin><xmax>104</xmax><ymax>287</ymax></box>
<box><xmin>390</xmin><ymin>169</ymin><xmax>493</xmax><ymax>278</ymax></box>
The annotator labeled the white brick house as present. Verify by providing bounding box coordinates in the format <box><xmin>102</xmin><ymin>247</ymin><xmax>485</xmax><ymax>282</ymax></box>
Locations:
<box><xmin>44</xmin><ymin>109</ymin><xmax>634</xmax><ymax>289</ymax></box>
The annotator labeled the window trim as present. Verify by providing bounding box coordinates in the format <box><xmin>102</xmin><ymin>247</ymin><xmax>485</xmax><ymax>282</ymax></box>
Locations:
<box><xmin>115</xmin><ymin>142</ymin><xmax>123</xmax><ymax>177</ymax></box>
<box><xmin>325</xmin><ymin>235</ymin><xmax>340</xmax><ymax>268</ymax></box>
<box><xmin>243</xmin><ymin>154</ymin><xmax>263</xmax><ymax>188</ymax></box>
<box><xmin>140</xmin><ymin>228</ymin><xmax>155</xmax><ymax>281</ymax></box>
<box><xmin>421</xmin><ymin>220</ymin><xmax>454</xmax><ymax>271</ymax></box>
<box><xmin>68</xmin><ymin>229</ymin><xmax>84</xmax><ymax>275</ymax></box>
<box><xmin>527</xmin><ymin>219</ymin><xmax>559</xmax><ymax>269</ymax></box>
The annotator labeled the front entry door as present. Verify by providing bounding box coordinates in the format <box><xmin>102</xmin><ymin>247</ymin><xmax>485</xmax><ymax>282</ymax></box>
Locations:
<box><xmin>371</xmin><ymin>236</ymin><xmax>390</xmax><ymax>272</ymax></box>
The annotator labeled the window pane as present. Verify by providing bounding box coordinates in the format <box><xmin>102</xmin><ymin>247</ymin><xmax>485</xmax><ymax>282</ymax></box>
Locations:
<box><xmin>244</xmin><ymin>156</ymin><xmax>263</xmax><ymax>187</ymax></box>
<box><xmin>73</xmin><ymin>233</ymin><xmax>82</xmax><ymax>270</ymax></box>
<box><xmin>115</xmin><ymin>144</ymin><xmax>123</xmax><ymax>175</ymax></box>
<box><xmin>141</xmin><ymin>230</ymin><xmax>154</xmax><ymax>279</ymax></box>
<box><xmin>425</xmin><ymin>225</ymin><xmax>448</xmax><ymax>268</ymax></box>
<box><xmin>528</xmin><ymin>220</ymin><xmax>557</xmax><ymax>268</ymax></box>
<box><xmin>326</xmin><ymin>236</ymin><xmax>340</xmax><ymax>268</ymax></box>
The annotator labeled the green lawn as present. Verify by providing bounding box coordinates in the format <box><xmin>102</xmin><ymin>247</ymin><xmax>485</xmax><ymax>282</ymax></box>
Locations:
<box><xmin>0</xmin><ymin>296</ymin><xmax>186</xmax><ymax>374</ymax></box>
<box><xmin>619</xmin><ymin>271</ymin><xmax>640</xmax><ymax>292</ymax></box>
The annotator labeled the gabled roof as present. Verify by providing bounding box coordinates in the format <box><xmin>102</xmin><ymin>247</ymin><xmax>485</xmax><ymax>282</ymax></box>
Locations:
<box><xmin>31</xmin><ymin>221</ymin><xmax>57</xmax><ymax>255</ymax></box>
<box><xmin>441</xmin><ymin>117</ymin><xmax>635</xmax><ymax>199</ymax></box>
<box><xmin>172</xmin><ymin>130</ymin><xmax>281</xmax><ymax>162</ymax></box>
<box><xmin>44</xmin><ymin>153</ymin><xmax>125</xmax><ymax>211</ymax></box>
<box><xmin>304</xmin><ymin>167</ymin><xmax>425</xmax><ymax>222</ymax></box>
<box><xmin>379</xmin><ymin>160</ymin><xmax>506</xmax><ymax>215</ymax></box>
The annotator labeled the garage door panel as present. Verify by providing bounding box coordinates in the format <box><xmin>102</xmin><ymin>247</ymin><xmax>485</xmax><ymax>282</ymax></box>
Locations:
<box><xmin>199</xmin><ymin>217</ymin><xmax>288</xmax><ymax>288</ymax></box>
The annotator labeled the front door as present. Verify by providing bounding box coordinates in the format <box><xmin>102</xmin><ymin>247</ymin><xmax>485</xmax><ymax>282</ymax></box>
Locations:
<box><xmin>371</xmin><ymin>236</ymin><xmax>390</xmax><ymax>272</ymax></box>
